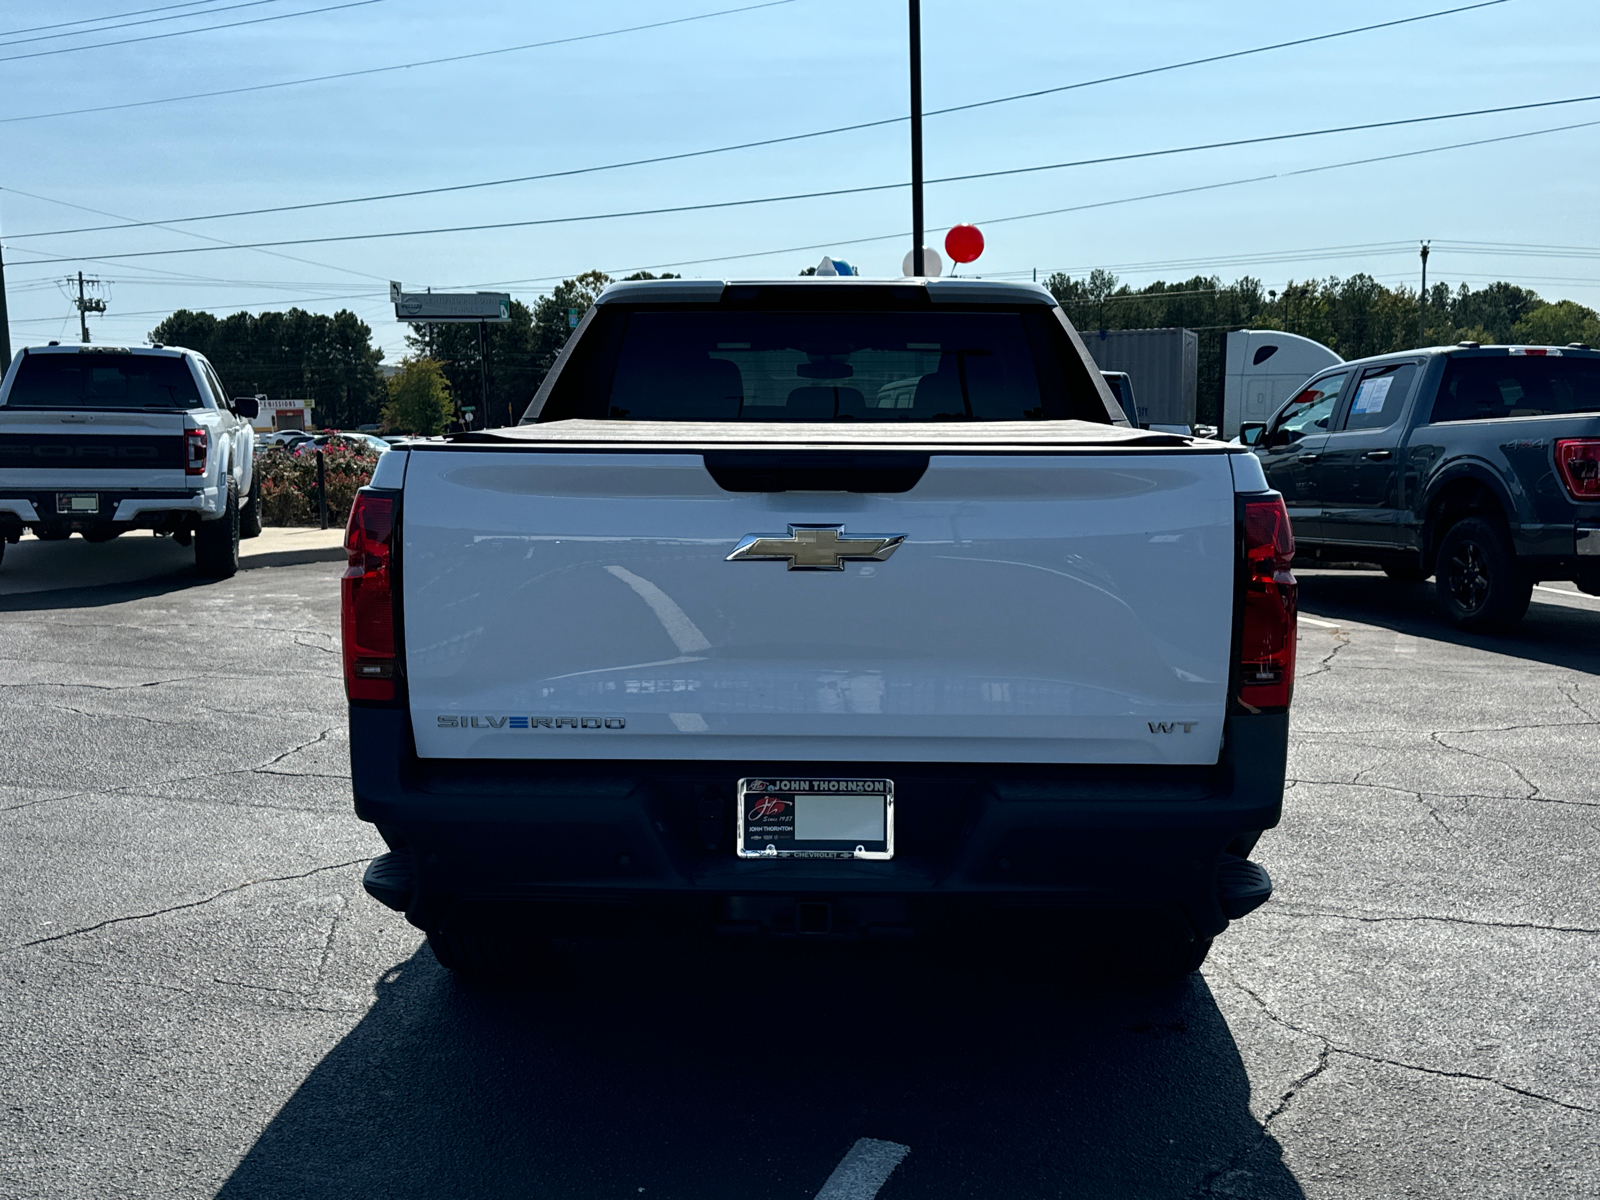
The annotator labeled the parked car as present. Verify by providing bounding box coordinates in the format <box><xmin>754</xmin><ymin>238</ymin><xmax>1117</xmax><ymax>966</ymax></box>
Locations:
<box><xmin>0</xmin><ymin>343</ymin><xmax>260</xmax><ymax>574</ymax></box>
<box><xmin>259</xmin><ymin>429</ymin><xmax>312</xmax><ymax>448</ymax></box>
<box><xmin>343</xmin><ymin>276</ymin><xmax>1292</xmax><ymax>982</ymax></box>
<box><xmin>1243</xmin><ymin>343</ymin><xmax>1600</xmax><ymax>630</ymax></box>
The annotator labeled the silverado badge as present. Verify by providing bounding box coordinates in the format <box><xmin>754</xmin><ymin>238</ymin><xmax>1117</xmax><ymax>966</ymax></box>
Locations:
<box><xmin>726</xmin><ymin>524</ymin><xmax>906</xmax><ymax>572</ymax></box>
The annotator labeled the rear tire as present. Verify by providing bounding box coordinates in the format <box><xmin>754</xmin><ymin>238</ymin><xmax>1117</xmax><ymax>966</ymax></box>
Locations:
<box><xmin>1075</xmin><ymin>936</ymin><xmax>1213</xmax><ymax>987</ymax></box>
<box><xmin>195</xmin><ymin>481</ymin><xmax>240</xmax><ymax>578</ymax></box>
<box><xmin>1382</xmin><ymin>561</ymin><xmax>1429</xmax><ymax>583</ymax></box>
<box><xmin>1434</xmin><ymin>516</ymin><xmax>1530</xmax><ymax>632</ymax></box>
<box><xmin>426</xmin><ymin>922</ymin><xmax>549</xmax><ymax>980</ymax></box>
<box><xmin>239</xmin><ymin>461</ymin><xmax>263</xmax><ymax>539</ymax></box>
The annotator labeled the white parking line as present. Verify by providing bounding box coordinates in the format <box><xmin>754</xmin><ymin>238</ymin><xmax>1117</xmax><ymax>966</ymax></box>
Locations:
<box><xmin>815</xmin><ymin>1138</ymin><xmax>910</xmax><ymax>1200</ymax></box>
<box><xmin>1298</xmin><ymin>614</ymin><xmax>1342</xmax><ymax>629</ymax></box>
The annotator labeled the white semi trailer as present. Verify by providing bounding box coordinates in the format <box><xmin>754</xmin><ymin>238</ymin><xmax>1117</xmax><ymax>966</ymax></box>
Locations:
<box><xmin>1222</xmin><ymin>330</ymin><xmax>1342</xmax><ymax>438</ymax></box>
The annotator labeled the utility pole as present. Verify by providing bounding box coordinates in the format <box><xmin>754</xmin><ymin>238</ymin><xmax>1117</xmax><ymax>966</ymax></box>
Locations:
<box><xmin>70</xmin><ymin>271</ymin><xmax>106</xmax><ymax>343</ymax></box>
<box><xmin>1417</xmin><ymin>241</ymin><xmax>1431</xmax><ymax>348</ymax></box>
<box><xmin>476</xmin><ymin>319</ymin><xmax>489</xmax><ymax>429</ymax></box>
<box><xmin>0</xmin><ymin>229</ymin><xmax>12</xmax><ymax>369</ymax></box>
<box><xmin>908</xmin><ymin>0</ymin><xmax>924</xmax><ymax>277</ymax></box>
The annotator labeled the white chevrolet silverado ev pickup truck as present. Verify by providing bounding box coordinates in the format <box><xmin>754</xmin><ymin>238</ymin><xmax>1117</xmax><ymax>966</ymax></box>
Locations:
<box><xmin>0</xmin><ymin>344</ymin><xmax>261</xmax><ymax>576</ymax></box>
<box><xmin>344</xmin><ymin>278</ymin><xmax>1296</xmax><ymax>980</ymax></box>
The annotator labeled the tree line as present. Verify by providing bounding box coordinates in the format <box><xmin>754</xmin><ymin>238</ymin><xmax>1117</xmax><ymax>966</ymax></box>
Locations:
<box><xmin>152</xmin><ymin>268</ymin><xmax>1600</xmax><ymax>432</ymax></box>
<box><xmin>150</xmin><ymin>270</ymin><xmax>673</xmax><ymax>433</ymax></box>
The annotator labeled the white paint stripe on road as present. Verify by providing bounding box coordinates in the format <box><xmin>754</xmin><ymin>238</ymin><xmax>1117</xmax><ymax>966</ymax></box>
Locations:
<box><xmin>1534</xmin><ymin>584</ymin><xmax>1599</xmax><ymax>602</ymax></box>
<box><xmin>815</xmin><ymin>1138</ymin><xmax>910</xmax><ymax>1200</ymax></box>
<box><xmin>1298</xmin><ymin>614</ymin><xmax>1343</xmax><ymax>628</ymax></box>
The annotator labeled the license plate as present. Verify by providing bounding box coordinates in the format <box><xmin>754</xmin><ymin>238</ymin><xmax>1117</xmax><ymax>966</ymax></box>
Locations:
<box><xmin>736</xmin><ymin>777</ymin><xmax>894</xmax><ymax>860</ymax></box>
<box><xmin>56</xmin><ymin>493</ymin><xmax>98</xmax><ymax>515</ymax></box>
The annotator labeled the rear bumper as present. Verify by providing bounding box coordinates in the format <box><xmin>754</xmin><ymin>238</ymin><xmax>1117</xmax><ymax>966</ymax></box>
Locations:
<box><xmin>349</xmin><ymin>707</ymin><xmax>1289</xmax><ymax>943</ymax></box>
<box><xmin>0</xmin><ymin>488</ymin><xmax>212</xmax><ymax>528</ymax></box>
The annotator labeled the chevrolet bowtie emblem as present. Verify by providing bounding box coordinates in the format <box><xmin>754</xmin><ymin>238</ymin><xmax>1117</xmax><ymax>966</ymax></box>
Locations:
<box><xmin>726</xmin><ymin>524</ymin><xmax>906</xmax><ymax>571</ymax></box>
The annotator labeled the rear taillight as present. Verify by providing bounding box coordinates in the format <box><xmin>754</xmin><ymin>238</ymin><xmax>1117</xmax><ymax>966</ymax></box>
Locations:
<box><xmin>341</xmin><ymin>491</ymin><xmax>396</xmax><ymax>701</ymax></box>
<box><xmin>184</xmin><ymin>427</ymin><xmax>208</xmax><ymax>476</ymax></box>
<box><xmin>1239</xmin><ymin>496</ymin><xmax>1297</xmax><ymax>710</ymax></box>
<box><xmin>1555</xmin><ymin>439</ymin><xmax>1600</xmax><ymax>501</ymax></box>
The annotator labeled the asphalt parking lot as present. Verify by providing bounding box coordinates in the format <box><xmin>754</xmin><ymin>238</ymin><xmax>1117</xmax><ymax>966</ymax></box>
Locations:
<box><xmin>0</xmin><ymin>545</ymin><xmax>1596</xmax><ymax>1199</ymax></box>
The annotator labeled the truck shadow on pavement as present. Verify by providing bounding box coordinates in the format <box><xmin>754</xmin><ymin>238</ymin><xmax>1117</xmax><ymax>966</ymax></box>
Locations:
<box><xmin>1298</xmin><ymin>570</ymin><xmax>1600</xmax><ymax>675</ymax></box>
<box><xmin>217</xmin><ymin>939</ymin><xmax>1305</xmax><ymax>1200</ymax></box>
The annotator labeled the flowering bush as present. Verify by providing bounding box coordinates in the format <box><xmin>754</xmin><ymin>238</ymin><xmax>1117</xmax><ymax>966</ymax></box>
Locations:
<box><xmin>258</xmin><ymin>437</ymin><xmax>380</xmax><ymax>526</ymax></box>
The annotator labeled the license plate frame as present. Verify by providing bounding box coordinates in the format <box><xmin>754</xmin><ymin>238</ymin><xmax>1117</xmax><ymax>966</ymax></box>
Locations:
<box><xmin>735</xmin><ymin>777</ymin><xmax>894</xmax><ymax>860</ymax></box>
<box><xmin>56</xmin><ymin>493</ymin><xmax>99</xmax><ymax>515</ymax></box>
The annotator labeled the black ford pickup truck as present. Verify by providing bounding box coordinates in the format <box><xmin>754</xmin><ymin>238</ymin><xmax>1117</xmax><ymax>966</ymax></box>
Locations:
<box><xmin>1243</xmin><ymin>343</ymin><xmax>1600</xmax><ymax>631</ymax></box>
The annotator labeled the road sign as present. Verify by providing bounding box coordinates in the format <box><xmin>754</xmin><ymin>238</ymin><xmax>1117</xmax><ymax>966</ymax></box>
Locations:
<box><xmin>394</xmin><ymin>291</ymin><xmax>511</xmax><ymax>323</ymax></box>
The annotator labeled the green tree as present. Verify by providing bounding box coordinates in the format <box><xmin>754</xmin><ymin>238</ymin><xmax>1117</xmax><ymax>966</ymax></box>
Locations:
<box><xmin>406</xmin><ymin>300</ymin><xmax>538</xmax><ymax>429</ymax></box>
<box><xmin>149</xmin><ymin>307</ymin><xmax>384</xmax><ymax>428</ymax></box>
<box><xmin>381</xmin><ymin>357</ymin><xmax>454</xmax><ymax>435</ymax></box>
<box><xmin>1512</xmin><ymin>299</ymin><xmax>1600</xmax><ymax>347</ymax></box>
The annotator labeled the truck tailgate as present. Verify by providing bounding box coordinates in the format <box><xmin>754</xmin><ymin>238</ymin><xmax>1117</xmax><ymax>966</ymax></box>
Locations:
<box><xmin>401</xmin><ymin>450</ymin><xmax>1238</xmax><ymax>765</ymax></box>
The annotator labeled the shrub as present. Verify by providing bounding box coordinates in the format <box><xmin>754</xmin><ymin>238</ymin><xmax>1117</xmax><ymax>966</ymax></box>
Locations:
<box><xmin>257</xmin><ymin>438</ymin><xmax>379</xmax><ymax>526</ymax></box>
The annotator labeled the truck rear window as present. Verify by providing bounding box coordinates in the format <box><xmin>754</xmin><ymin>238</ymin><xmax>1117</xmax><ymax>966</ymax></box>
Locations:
<box><xmin>1431</xmin><ymin>356</ymin><xmax>1600</xmax><ymax>422</ymax></box>
<box><xmin>3</xmin><ymin>353</ymin><xmax>204</xmax><ymax>410</ymax></box>
<box><xmin>533</xmin><ymin>309</ymin><xmax>1109</xmax><ymax>422</ymax></box>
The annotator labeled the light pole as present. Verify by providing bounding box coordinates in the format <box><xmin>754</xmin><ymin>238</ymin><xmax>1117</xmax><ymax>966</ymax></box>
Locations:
<box><xmin>908</xmin><ymin>0</ymin><xmax>924</xmax><ymax>277</ymax></box>
<box><xmin>1417</xmin><ymin>241</ymin><xmax>1431</xmax><ymax>347</ymax></box>
<box><xmin>0</xmin><ymin>228</ymin><xmax>11</xmax><ymax>369</ymax></box>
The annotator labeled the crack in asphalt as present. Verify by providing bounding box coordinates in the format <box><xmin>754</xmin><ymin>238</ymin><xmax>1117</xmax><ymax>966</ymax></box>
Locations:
<box><xmin>1192</xmin><ymin>1023</ymin><xmax>1331</xmax><ymax>1196</ymax></box>
<box><xmin>1267</xmin><ymin>906</ymin><xmax>1600</xmax><ymax>936</ymax></box>
<box><xmin>256</xmin><ymin>727</ymin><xmax>335</xmax><ymax>771</ymax></box>
<box><xmin>1217</xmin><ymin>971</ymin><xmax>1599</xmax><ymax>1115</ymax></box>
<box><xmin>1428</xmin><ymin>730</ymin><xmax>1553</xmax><ymax>806</ymax></box>
<box><xmin>4</xmin><ymin>858</ymin><xmax>371</xmax><ymax>954</ymax></box>
<box><xmin>0</xmin><ymin>674</ymin><xmax>208</xmax><ymax>692</ymax></box>
<box><xmin>1285</xmin><ymin>773</ymin><xmax>1600</xmax><ymax>811</ymax></box>
<box><xmin>1284</xmin><ymin>775</ymin><xmax>1457</xmax><ymax>829</ymax></box>
<box><xmin>1296</xmin><ymin>632</ymin><xmax>1352</xmax><ymax>679</ymax></box>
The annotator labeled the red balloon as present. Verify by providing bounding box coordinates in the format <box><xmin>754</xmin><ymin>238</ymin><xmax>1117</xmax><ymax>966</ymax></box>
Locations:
<box><xmin>945</xmin><ymin>223</ymin><xmax>985</xmax><ymax>264</ymax></box>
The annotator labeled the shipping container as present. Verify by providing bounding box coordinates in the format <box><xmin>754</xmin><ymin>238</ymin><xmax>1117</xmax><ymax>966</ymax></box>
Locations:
<box><xmin>1073</xmin><ymin>327</ymin><xmax>1198</xmax><ymax>427</ymax></box>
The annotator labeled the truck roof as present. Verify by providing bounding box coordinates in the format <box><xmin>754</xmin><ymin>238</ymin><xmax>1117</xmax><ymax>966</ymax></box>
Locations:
<box><xmin>13</xmin><ymin>343</ymin><xmax>194</xmax><ymax>359</ymax></box>
<box><xmin>594</xmin><ymin>278</ymin><xmax>1058</xmax><ymax>307</ymax></box>
<box><xmin>1335</xmin><ymin>343</ymin><xmax>1600</xmax><ymax>370</ymax></box>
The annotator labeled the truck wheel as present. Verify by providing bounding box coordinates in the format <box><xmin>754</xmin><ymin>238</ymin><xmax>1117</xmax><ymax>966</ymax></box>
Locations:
<box><xmin>1435</xmin><ymin>517</ymin><xmax>1531</xmax><ymax>632</ymax></box>
<box><xmin>239</xmin><ymin>461</ymin><xmax>263</xmax><ymax>539</ymax></box>
<box><xmin>426</xmin><ymin>923</ymin><xmax>548</xmax><ymax>980</ymax></box>
<box><xmin>1076</xmin><ymin>936</ymin><xmax>1213</xmax><ymax>986</ymax></box>
<box><xmin>195</xmin><ymin>481</ymin><xmax>240</xmax><ymax>578</ymax></box>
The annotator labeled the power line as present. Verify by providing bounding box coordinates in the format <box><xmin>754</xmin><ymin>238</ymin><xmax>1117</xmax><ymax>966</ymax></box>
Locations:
<box><xmin>5</xmin><ymin>0</ymin><xmax>1512</xmax><ymax>237</ymax></box>
<box><xmin>0</xmin><ymin>0</ymin><xmax>797</xmax><ymax>123</ymax></box>
<box><xmin>0</xmin><ymin>0</ymin><xmax>222</xmax><ymax>38</ymax></box>
<box><xmin>1</xmin><ymin>183</ymin><xmax>389</xmax><ymax>281</ymax></box>
<box><xmin>0</xmin><ymin>0</ymin><xmax>290</xmax><ymax>49</ymax></box>
<box><xmin>15</xmin><ymin>95</ymin><xmax>1600</xmax><ymax>265</ymax></box>
<box><xmin>0</xmin><ymin>0</ymin><xmax>386</xmax><ymax>64</ymax></box>
<box><xmin>468</xmin><ymin>114</ymin><xmax>1600</xmax><ymax>287</ymax></box>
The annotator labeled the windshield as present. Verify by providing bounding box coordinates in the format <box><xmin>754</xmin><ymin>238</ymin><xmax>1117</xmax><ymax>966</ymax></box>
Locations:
<box><xmin>3</xmin><ymin>352</ymin><xmax>205</xmax><ymax>410</ymax></box>
<box><xmin>534</xmin><ymin>308</ymin><xmax>1109</xmax><ymax>422</ymax></box>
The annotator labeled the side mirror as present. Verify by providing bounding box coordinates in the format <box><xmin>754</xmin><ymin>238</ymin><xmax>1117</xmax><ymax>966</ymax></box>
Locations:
<box><xmin>233</xmin><ymin>396</ymin><xmax>260</xmax><ymax>419</ymax></box>
<box><xmin>1239</xmin><ymin>422</ymin><xmax>1265</xmax><ymax>446</ymax></box>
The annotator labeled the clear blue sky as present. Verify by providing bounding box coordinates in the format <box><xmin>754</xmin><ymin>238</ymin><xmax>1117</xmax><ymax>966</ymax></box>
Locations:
<box><xmin>1</xmin><ymin>0</ymin><xmax>1596</xmax><ymax>361</ymax></box>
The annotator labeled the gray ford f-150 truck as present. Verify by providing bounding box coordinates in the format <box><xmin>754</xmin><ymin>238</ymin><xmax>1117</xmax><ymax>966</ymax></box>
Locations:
<box><xmin>1243</xmin><ymin>343</ymin><xmax>1600</xmax><ymax>631</ymax></box>
<box><xmin>343</xmin><ymin>278</ymin><xmax>1296</xmax><ymax>980</ymax></box>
